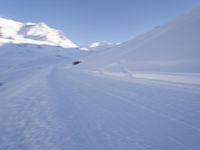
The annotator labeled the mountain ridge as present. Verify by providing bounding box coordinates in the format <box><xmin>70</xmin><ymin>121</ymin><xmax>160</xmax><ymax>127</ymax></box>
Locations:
<box><xmin>0</xmin><ymin>17</ymin><xmax>78</xmax><ymax>48</ymax></box>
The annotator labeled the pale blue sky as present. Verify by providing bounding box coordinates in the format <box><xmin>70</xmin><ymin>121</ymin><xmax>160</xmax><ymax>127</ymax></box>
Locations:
<box><xmin>0</xmin><ymin>0</ymin><xmax>199</xmax><ymax>45</ymax></box>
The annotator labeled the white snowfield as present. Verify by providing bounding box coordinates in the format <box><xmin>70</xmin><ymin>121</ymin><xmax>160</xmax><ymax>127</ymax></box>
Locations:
<box><xmin>0</xmin><ymin>6</ymin><xmax>200</xmax><ymax>150</ymax></box>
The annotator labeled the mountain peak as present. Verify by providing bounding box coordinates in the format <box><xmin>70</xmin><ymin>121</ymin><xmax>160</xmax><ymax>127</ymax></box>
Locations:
<box><xmin>80</xmin><ymin>41</ymin><xmax>120</xmax><ymax>51</ymax></box>
<box><xmin>0</xmin><ymin>17</ymin><xmax>78</xmax><ymax>48</ymax></box>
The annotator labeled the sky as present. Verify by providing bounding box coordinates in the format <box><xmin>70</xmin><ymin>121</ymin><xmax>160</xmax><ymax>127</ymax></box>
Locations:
<box><xmin>0</xmin><ymin>0</ymin><xmax>200</xmax><ymax>46</ymax></box>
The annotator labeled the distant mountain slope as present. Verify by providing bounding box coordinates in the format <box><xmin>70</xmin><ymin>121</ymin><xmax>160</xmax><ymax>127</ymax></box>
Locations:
<box><xmin>0</xmin><ymin>17</ymin><xmax>78</xmax><ymax>48</ymax></box>
<box><xmin>79</xmin><ymin>6</ymin><xmax>200</xmax><ymax>73</ymax></box>
<box><xmin>80</xmin><ymin>41</ymin><xmax>120</xmax><ymax>51</ymax></box>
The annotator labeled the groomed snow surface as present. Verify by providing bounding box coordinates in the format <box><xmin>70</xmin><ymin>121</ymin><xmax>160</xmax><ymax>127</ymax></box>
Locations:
<box><xmin>0</xmin><ymin>6</ymin><xmax>200</xmax><ymax>150</ymax></box>
<box><xmin>0</xmin><ymin>48</ymin><xmax>200</xmax><ymax>150</ymax></box>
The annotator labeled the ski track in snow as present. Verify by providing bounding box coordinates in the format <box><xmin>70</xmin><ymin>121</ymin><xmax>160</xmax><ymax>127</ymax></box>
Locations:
<box><xmin>1</xmin><ymin>7</ymin><xmax>200</xmax><ymax>150</ymax></box>
<box><xmin>1</xmin><ymin>57</ymin><xmax>200</xmax><ymax>150</ymax></box>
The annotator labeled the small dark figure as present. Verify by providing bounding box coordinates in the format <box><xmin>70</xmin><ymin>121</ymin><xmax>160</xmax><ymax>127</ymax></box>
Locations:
<box><xmin>72</xmin><ymin>61</ymin><xmax>81</xmax><ymax>65</ymax></box>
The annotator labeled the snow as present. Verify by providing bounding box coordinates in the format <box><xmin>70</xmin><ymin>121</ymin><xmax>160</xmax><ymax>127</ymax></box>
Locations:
<box><xmin>0</xmin><ymin>17</ymin><xmax>23</xmax><ymax>38</ymax></box>
<box><xmin>0</xmin><ymin>17</ymin><xmax>78</xmax><ymax>48</ymax></box>
<box><xmin>89</xmin><ymin>41</ymin><xmax>114</xmax><ymax>48</ymax></box>
<box><xmin>78</xmin><ymin>6</ymin><xmax>200</xmax><ymax>73</ymax></box>
<box><xmin>0</xmin><ymin>55</ymin><xmax>200</xmax><ymax>149</ymax></box>
<box><xmin>81</xmin><ymin>41</ymin><xmax>120</xmax><ymax>51</ymax></box>
<box><xmin>0</xmin><ymin>6</ymin><xmax>200</xmax><ymax>150</ymax></box>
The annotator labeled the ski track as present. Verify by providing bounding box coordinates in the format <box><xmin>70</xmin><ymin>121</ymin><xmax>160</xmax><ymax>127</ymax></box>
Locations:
<box><xmin>0</xmin><ymin>60</ymin><xmax>200</xmax><ymax>150</ymax></box>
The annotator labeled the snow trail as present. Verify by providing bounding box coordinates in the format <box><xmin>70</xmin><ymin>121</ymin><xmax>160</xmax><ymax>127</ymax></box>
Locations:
<box><xmin>0</xmin><ymin>59</ymin><xmax>200</xmax><ymax>150</ymax></box>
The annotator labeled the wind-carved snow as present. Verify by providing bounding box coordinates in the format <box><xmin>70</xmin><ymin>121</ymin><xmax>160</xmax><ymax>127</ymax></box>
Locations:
<box><xmin>0</xmin><ymin>6</ymin><xmax>200</xmax><ymax>150</ymax></box>
<box><xmin>0</xmin><ymin>17</ymin><xmax>78</xmax><ymax>48</ymax></box>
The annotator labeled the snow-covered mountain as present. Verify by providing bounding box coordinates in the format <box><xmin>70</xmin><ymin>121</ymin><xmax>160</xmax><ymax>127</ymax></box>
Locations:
<box><xmin>79</xmin><ymin>6</ymin><xmax>200</xmax><ymax>73</ymax></box>
<box><xmin>80</xmin><ymin>41</ymin><xmax>120</xmax><ymax>51</ymax></box>
<box><xmin>0</xmin><ymin>6</ymin><xmax>200</xmax><ymax>150</ymax></box>
<box><xmin>0</xmin><ymin>17</ymin><xmax>78</xmax><ymax>48</ymax></box>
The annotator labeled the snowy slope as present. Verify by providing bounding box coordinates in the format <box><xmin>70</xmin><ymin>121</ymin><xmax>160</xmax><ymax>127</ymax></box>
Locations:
<box><xmin>0</xmin><ymin>6</ymin><xmax>200</xmax><ymax>150</ymax></box>
<box><xmin>0</xmin><ymin>46</ymin><xmax>200</xmax><ymax>150</ymax></box>
<box><xmin>79</xmin><ymin>6</ymin><xmax>200</xmax><ymax>73</ymax></box>
<box><xmin>0</xmin><ymin>17</ymin><xmax>78</xmax><ymax>48</ymax></box>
